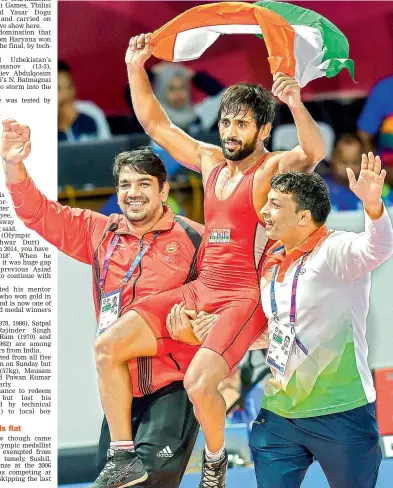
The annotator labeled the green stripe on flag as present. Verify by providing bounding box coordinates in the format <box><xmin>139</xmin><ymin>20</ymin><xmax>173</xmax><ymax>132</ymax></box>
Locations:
<box><xmin>326</xmin><ymin>59</ymin><xmax>355</xmax><ymax>79</ymax></box>
<box><xmin>255</xmin><ymin>0</ymin><xmax>354</xmax><ymax>82</ymax></box>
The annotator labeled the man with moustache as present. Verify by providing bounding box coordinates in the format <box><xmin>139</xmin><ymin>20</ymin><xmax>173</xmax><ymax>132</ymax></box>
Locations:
<box><xmin>90</xmin><ymin>34</ymin><xmax>326</xmax><ymax>488</ymax></box>
<box><xmin>250</xmin><ymin>155</ymin><xmax>391</xmax><ymax>487</ymax></box>
<box><xmin>1</xmin><ymin>119</ymin><xmax>209</xmax><ymax>488</ymax></box>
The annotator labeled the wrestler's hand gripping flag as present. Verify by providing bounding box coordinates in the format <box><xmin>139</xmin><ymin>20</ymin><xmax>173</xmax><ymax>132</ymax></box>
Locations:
<box><xmin>149</xmin><ymin>1</ymin><xmax>354</xmax><ymax>88</ymax></box>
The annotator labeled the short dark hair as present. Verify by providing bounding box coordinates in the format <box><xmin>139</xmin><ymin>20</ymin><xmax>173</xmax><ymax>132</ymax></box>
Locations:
<box><xmin>218</xmin><ymin>83</ymin><xmax>275</xmax><ymax>132</ymax></box>
<box><xmin>336</xmin><ymin>132</ymin><xmax>364</xmax><ymax>148</ymax></box>
<box><xmin>270</xmin><ymin>172</ymin><xmax>331</xmax><ymax>225</ymax></box>
<box><xmin>58</xmin><ymin>60</ymin><xmax>71</xmax><ymax>73</ymax></box>
<box><xmin>113</xmin><ymin>147</ymin><xmax>167</xmax><ymax>190</ymax></box>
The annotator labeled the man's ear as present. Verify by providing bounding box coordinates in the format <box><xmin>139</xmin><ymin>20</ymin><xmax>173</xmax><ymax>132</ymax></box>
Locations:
<box><xmin>298</xmin><ymin>209</ymin><xmax>313</xmax><ymax>227</ymax></box>
<box><xmin>161</xmin><ymin>181</ymin><xmax>170</xmax><ymax>202</ymax></box>
<box><xmin>260</xmin><ymin>122</ymin><xmax>272</xmax><ymax>142</ymax></box>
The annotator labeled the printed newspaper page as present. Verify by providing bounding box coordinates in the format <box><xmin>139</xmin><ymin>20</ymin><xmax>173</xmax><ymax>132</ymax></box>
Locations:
<box><xmin>1</xmin><ymin>2</ymin><xmax>392</xmax><ymax>488</ymax></box>
<box><xmin>0</xmin><ymin>1</ymin><xmax>57</xmax><ymax>486</ymax></box>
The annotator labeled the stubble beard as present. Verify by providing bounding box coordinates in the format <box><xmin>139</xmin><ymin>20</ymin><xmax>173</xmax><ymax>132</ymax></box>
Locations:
<box><xmin>221</xmin><ymin>131</ymin><xmax>259</xmax><ymax>161</ymax></box>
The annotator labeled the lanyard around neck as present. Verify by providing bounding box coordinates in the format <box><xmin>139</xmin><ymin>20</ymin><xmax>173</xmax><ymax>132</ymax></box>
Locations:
<box><xmin>270</xmin><ymin>254</ymin><xmax>308</xmax><ymax>326</ymax></box>
<box><xmin>100</xmin><ymin>231</ymin><xmax>160</xmax><ymax>290</ymax></box>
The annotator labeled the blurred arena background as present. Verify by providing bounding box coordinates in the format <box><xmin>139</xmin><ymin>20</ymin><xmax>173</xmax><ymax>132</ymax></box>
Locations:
<box><xmin>57</xmin><ymin>1</ymin><xmax>393</xmax><ymax>486</ymax></box>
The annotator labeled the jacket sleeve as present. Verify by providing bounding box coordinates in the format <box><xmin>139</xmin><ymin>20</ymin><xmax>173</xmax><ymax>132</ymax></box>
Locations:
<box><xmin>7</xmin><ymin>175</ymin><xmax>108</xmax><ymax>265</ymax></box>
<box><xmin>326</xmin><ymin>206</ymin><xmax>393</xmax><ymax>282</ymax></box>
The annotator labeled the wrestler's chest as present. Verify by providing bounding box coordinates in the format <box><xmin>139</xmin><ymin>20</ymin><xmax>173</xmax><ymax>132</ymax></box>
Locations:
<box><xmin>215</xmin><ymin>171</ymin><xmax>244</xmax><ymax>200</ymax></box>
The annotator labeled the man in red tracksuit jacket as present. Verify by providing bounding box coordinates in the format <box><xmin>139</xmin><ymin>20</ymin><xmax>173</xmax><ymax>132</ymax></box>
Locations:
<box><xmin>2</xmin><ymin>118</ymin><xmax>207</xmax><ymax>487</ymax></box>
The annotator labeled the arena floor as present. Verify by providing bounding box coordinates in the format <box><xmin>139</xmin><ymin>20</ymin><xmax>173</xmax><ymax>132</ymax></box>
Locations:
<box><xmin>60</xmin><ymin>458</ymin><xmax>393</xmax><ymax>488</ymax></box>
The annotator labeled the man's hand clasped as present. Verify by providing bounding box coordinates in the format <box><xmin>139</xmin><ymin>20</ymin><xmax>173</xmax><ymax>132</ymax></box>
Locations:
<box><xmin>165</xmin><ymin>303</ymin><xmax>218</xmax><ymax>345</ymax></box>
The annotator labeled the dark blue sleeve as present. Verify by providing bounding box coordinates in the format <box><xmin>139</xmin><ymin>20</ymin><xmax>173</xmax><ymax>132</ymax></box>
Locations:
<box><xmin>73</xmin><ymin>113</ymin><xmax>99</xmax><ymax>139</ymax></box>
<box><xmin>100</xmin><ymin>194</ymin><xmax>122</xmax><ymax>216</ymax></box>
<box><xmin>358</xmin><ymin>79</ymin><xmax>388</xmax><ymax>136</ymax></box>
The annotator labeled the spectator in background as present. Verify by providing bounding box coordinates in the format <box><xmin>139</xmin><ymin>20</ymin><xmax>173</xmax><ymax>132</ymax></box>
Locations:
<box><xmin>358</xmin><ymin>75</ymin><xmax>393</xmax><ymax>184</ymax></box>
<box><xmin>126</xmin><ymin>63</ymin><xmax>224</xmax><ymax>179</ymax></box>
<box><xmin>58</xmin><ymin>61</ymin><xmax>112</xmax><ymax>142</ymax></box>
<box><xmin>127</xmin><ymin>63</ymin><xmax>224</xmax><ymax>135</ymax></box>
<box><xmin>151</xmin><ymin>63</ymin><xmax>224</xmax><ymax>135</ymax></box>
<box><xmin>325</xmin><ymin>133</ymin><xmax>393</xmax><ymax>211</ymax></box>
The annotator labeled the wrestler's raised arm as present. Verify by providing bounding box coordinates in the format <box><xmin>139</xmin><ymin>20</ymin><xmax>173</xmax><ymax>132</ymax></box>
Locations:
<box><xmin>126</xmin><ymin>33</ymin><xmax>222</xmax><ymax>174</ymax></box>
<box><xmin>272</xmin><ymin>73</ymin><xmax>326</xmax><ymax>173</ymax></box>
<box><xmin>1</xmin><ymin>119</ymin><xmax>105</xmax><ymax>265</ymax></box>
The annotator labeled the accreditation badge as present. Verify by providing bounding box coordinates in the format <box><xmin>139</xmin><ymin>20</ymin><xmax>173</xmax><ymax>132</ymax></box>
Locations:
<box><xmin>98</xmin><ymin>289</ymin><xmax>122</xmax><ymax>335</ymax></box>
<box><xmin>266</xmin><ymin>322</ymin><xmax>295</xmax><ymax>375</ymax></box>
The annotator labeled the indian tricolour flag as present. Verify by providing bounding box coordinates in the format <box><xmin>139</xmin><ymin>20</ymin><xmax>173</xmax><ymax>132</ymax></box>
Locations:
<box><xmin>150</xmin><ymin>1</ymin><xmax>354</xmax><ymax>88</ymax></box>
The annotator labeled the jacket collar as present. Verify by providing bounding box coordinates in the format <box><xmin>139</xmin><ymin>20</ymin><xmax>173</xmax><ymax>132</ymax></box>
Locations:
<box><xmin>262</xmin><ymin>225</ymin><xmax>329</xmax><ymax>282</ymax></box>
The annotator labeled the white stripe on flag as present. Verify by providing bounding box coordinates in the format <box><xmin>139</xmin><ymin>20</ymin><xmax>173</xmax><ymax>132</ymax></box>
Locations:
<box><xmin>174</xmin><ymin>28</ymin><xmax>220</xmax><ymax>61</ymax></box>
<box><xmin>292</xmin><ymin>25</ymin><xmax>325</xmax><ymax>87</ymax></box>
<box><xmin>173</xmin><ymin>24</ymin><xmax>262</xmax><ymax>62</ymax></box>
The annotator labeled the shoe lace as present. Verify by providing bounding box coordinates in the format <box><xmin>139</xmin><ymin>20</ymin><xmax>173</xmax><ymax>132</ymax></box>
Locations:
<box><xmin>97</xmin><ymin>451</ymin><xmax>115</xmax><ymax>481</ymax></box>
<box><xmin>96</xmin><ymin>453</ymin><xmax>115</xmax><ymax>480</ymax></box>
<box><xmin>201</xmin><ymin>463</ymin><xmax>223</xmax><ymax>487</ymax></box>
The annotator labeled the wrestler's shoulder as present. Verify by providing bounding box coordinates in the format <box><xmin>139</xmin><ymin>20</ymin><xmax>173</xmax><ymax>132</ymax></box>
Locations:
<box><xmin>198</xmin><ymin>143</ymin><xmax>224</xmax><ymax>180</ymax></box>
<box><xmin>254</xmin><ymin>151</ymin><xmax>283</xmax><ymax>180</ymax></box>
<box><xmin>263</xmin><ymin>150</ymin><xmax>286</xmax><ymax>169</ymax></box>
<box><xmin>200</xmin><ymin>143</ymin><xmax>224</xmax><ymax>165</ymax></box>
